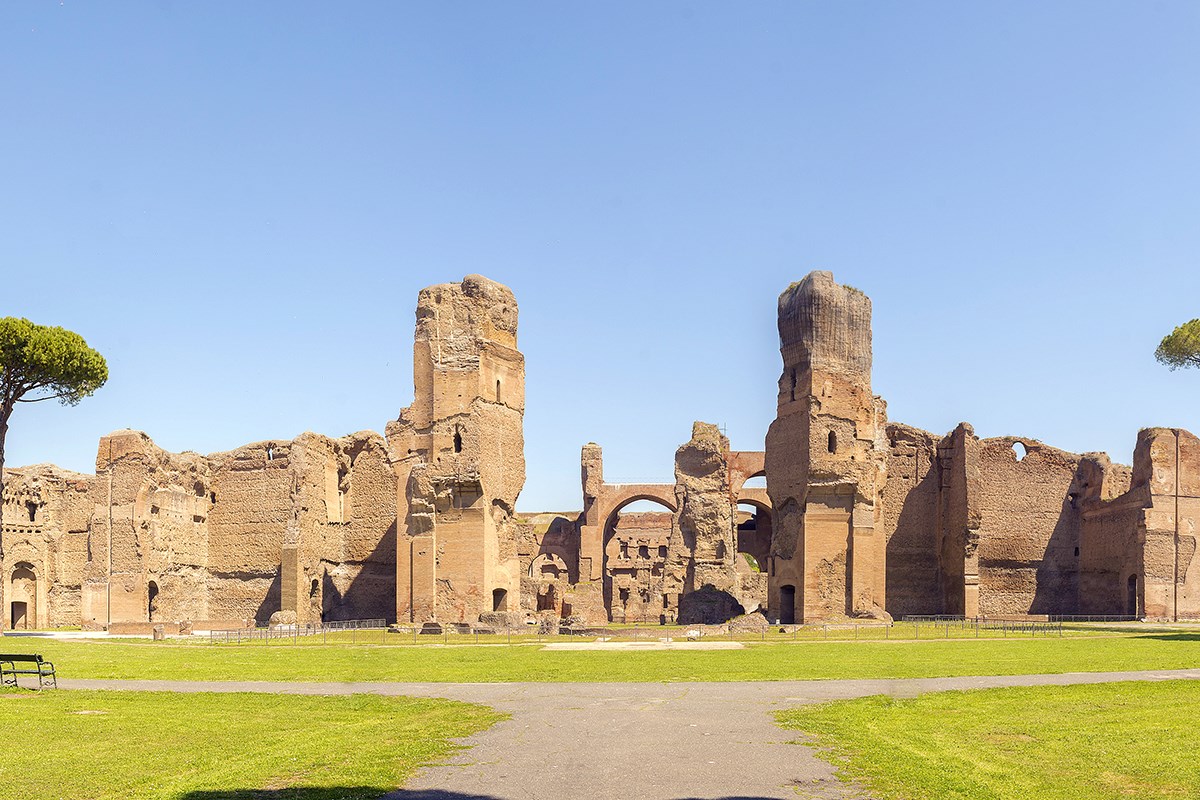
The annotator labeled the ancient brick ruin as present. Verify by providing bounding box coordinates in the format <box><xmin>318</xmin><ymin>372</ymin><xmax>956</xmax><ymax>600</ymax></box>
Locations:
<box><xmin>2</xmin><ymin>271</ymin><xmax>1197</xmax><ymax>630</ymax></box>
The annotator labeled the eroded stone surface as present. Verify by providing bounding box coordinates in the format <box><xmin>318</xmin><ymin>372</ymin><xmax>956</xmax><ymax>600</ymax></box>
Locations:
<box><xmin>5</xmin><ymin>270</ymin><xmax>1199</xmax><ymax>630</ymax></box>
<box><xmin>387</xmin><ymin>275</ymin><xmax>526</xmax><ymax>623</ymax></box>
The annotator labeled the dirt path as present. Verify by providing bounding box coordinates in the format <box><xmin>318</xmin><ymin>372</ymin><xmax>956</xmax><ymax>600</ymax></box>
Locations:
<box><xmin>57</xmin><ymin>669</ymin><xmax>1200</xmax><ymax>800</ymax></box>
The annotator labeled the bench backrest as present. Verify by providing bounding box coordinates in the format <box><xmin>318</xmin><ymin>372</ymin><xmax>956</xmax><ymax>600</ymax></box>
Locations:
<box><xmin>0</xmin><ymin>654</ymin><xmax>43</xmax><ymax>663</ymax></box>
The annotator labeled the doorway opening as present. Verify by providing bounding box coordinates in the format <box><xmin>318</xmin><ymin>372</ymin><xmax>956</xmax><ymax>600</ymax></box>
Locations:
<box><xmin>779</xmin><ymin>584</ymin><xmax>796</xmax><ymax>625</ymax></box>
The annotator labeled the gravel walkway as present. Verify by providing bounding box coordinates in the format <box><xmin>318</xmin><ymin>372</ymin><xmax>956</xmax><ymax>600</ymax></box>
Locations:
<box><xmin>55</xmin><ymin>669</ymin><xmax>1200</xmax><ymax>800</ymax></box>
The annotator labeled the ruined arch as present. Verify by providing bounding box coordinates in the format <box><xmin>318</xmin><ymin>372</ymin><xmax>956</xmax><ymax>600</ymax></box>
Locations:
<box><xmin>596</xmin><ymin>486</ymin><xmax>678</xmax><ymax>531</ymax></box>
<box><xmin>727</xmin><ymin>451</ymin><xmax>767</xmax><ymax>498</ymax></box>
<box><xmin>601</xmin><ymin>494</ymin><xmax>677</xmax><ymax>556</ymax></box>
<box><xmin>530</xmin><ymin>552</ymin><xmax>568</xmax><ymax>580</ymax></box>
<box><xmin>735</xmin><ymin>498</ymin><xmax>773</xmax><ymax>573</ymax></box>
<box><xmin>9</xmin><ymin>562</ymin><xmax>37</xmax><ymax>631</ymax></box>
<box><xmin>601</xmin><ymin>492</ymin><xmax>676</xmax><ymax>623</ymax></box>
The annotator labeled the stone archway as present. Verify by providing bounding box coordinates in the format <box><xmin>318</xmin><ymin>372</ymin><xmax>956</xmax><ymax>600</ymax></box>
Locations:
<box><xmin>602</xmin><ymin>495</ymin><xmax>676</xmax><ymax>623</ymax></box>
<box><xmin>10</xmin><ymin>563</ymin><xmax>37</xmax><ymax>631</ymax></box>
<box><xmin>735</xmin><ymin>498</ymin><xmax>773</xmax><ymax>572</ymax></box>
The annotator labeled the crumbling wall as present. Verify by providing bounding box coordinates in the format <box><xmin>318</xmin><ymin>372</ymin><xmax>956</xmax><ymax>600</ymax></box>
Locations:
<box><xmin>518</xmin><ymin>512</ymin><xmax>581</xmax><ymax>619</ymax></box>
<box><xmin>329</xmin><ymin>432</ymin><xmax>397</xmax><ymax>621</ymax></box>
<box><xmin>82</xmin><ymin>431</ymin><xmax>213</xmax><ymax>629</ymax></box>
<box><xmin>1076</xmin><ymin>453</ymin><xmax>1141</xmax><ymax>615</ymax></box>
<box><xmin>607</xmin><ymin>512</ymin><xmax>672</xmax><ymax>623</ymax></box>
<box><xmin>975</xmin><ymin>437</ymin><xmax>1081</xmax><ymax>616</ymax></box>
<box><xmin>1</xmin><ymin>464</ymin><xmax>92</xmax><ymax>628</ymax></box>
<box><xmin>1132</xmin><ymin>428</ymin><xmax>1200</xmax><ymax>620</ymax></box>
<box><xmin>205</xmin><ymin>440</ymin><xmax>290</xmax><ymax>623</ymax></box>
<box><xmin>667</xmin><ymin>422</ymin><xmax>743</xmax><ymax>624</ymax></box>
<box><xmin>881</xmin><ymin>423</ymin><xmax>944</xmax><ymax>616</ymax></box>
<box><xmin>936</xmin><ymin>423</ymin><xmax>981</xmax><ymax>616</ymax></box>
<box><xmin>389</xmin><ymin>275</ymin><xmax>526</xmax><ymax>623</ymax></box>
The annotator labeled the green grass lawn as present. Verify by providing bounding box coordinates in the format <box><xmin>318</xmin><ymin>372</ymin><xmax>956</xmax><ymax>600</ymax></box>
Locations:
<box><xmin>1</xmin><ymin>631</ymin><xmax>1196</xmax><ymax>683</ymax></box>
<box><xmin>778</xmin><ymin>680</ymin><xmax>1200</xmax><ymax>800</ymax></box>
<box><xmin>0</xmin><ymin>689</ymin><xmax>502</xmax><ymax>800</ymax></box>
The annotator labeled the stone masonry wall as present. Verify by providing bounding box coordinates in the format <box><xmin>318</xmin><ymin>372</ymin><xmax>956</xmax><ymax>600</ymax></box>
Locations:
<box><xmin>1</xmin><ymin>464</ymin><xmax>92</xmax><ymax>629</ymax></box>
<box><xmin>975</xmin><ymin>437</ymin><xmax>1081</xmax><ymax>616</ymax></box>
<box><xmin>881</xmin><ymin>423</ymin><xmax>943</xmax><ymax>617</ymax></box>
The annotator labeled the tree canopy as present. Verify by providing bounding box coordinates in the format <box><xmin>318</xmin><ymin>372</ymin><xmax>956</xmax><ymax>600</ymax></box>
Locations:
<box><xmin>0</xmin><ymin>317</ymin><xmax>107</xmax><ymax>629</ymax></box>
<box><xmin>0</xmin><ymin>317</ymin><xmax>108</xmax><ymax>413</ymax></box>
<box><xmin>1155</xmin><ymin>319</ymin><xmax>1200</xmax><ymax>371</ymax></box>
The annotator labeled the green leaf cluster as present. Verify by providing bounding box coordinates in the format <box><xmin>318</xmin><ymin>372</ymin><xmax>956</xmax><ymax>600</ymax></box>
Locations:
<box><xmin>0</xmin><ymin>316</ymin><xmax>108</xmax><ymax>409</ymax></box>
<box><xmin>1155</xmin><ymin>318</ymin><xmax>1200</xmax><ymax>371</ymax></box>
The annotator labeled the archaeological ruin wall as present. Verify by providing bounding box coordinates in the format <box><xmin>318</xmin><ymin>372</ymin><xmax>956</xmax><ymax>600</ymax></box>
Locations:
<box><xmin>388</xmin><ymin>275</ymin><xmax>526</xmax><ymax>623</ymax></box>
<box><xmin>1</xmin><ymin>464</ymin><xmax>91</xmax><ymax>629</ymax></box>
<box><xmin>764</xmin><ymin>271</ymin><xmax>889</xmax><ymax>624</ymax></box>
<box><xmin>4</xmin><ymin>269</ymin><xmax>1198</xmax><ymax>631</ymax></box>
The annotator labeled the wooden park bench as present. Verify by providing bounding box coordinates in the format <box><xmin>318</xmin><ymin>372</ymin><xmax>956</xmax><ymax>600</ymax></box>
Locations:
<box><xmin>0</xmin><ymin>654</ymin><xmax>57</xmax><ymax>689</ymax></box>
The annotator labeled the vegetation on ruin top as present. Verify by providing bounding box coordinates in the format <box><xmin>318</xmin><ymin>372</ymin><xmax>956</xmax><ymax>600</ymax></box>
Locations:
<box><xmin>778</xmin><ymin>679</ymin><xmax>1200</xmax><ymax>800</ymax></box>
<box><xmin>1156</xmin><ymin>318</ymin><xmax>1200</xmax><ymax>370</ymax></box>
<box><xmin>0</xmin><ymin>689</ymin><xmax>502</xmax><ymax>799</ymax></box>
<box><xmin>1</xmin><ymin>629</ymin><xmax>1196</xmax><ymax>683</ymax></box>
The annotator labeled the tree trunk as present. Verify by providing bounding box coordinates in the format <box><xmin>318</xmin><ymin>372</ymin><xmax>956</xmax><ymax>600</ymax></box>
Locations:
<box><xmin>0</xmin><ymin>411</ymin><xmax>8</xmax><ymax>632</ymax></box>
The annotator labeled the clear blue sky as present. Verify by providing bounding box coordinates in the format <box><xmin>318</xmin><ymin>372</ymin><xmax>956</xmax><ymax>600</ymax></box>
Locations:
<box><xmin>3</xmin><ymin>3</ymin><xmax>1198</xmax><ymax>511</ymax></box>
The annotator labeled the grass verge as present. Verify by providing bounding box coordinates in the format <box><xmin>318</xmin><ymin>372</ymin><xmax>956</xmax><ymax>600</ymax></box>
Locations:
<box><xmin>778</xmin><ymin>680</ymin><xmax>1200</xmax><ymax>800</ymax></box>
<box><xmin>1</xmin><ymin>632</ymin><xmax>1197</xmax><ymax>683</ymax></box>
<box><xmin>0</xmin><ymin>689</ymin><xmax>503</xmax><ymax>799</ymax></box>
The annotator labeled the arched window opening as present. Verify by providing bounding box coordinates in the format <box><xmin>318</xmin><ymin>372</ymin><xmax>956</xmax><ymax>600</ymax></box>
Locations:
<box><xmin>266</xmin><ymin>444</ymin><xmax>275</xmax><ymax>462</ymax></box>
<box><xmin>10</xmin><ymin>564</ymin><xmax>37</xmax><ymax>631</ymax></box>
<box><xmin>147</xmin><ymin>581</ymin><xmax>160</xmax><ymax>623</ymax></box>
<box><xmin>828</xmin><ymin>431</ymin><xmax>837</xmax><ymax>454</ymax></box>
<box><xmin>741</xmin><ymin>474</ymin><xmax>767</xmax><ymax>489</ymax></box>
<box><xmin>492</xmin><ymin>588</ymin><xmax>508</xmax><ymax>612</ymax></box>
<box><xmin>310</xmin><ymin>578</ymin><xmax>320</xmax><ymax>597</ymax></box>
<box><xmin>496</xmin><ymin>379</ymin><xmax>502</xmax><ymax>403</ymax></box>
<box><xmin>26</xmin><ymin>501</ymin><xmax>37</xmax><ymax>522</ymax></box>
<box><xmin>453</xmin><ymin>427</ymin><xmax>463</xmax><ymax>454</ymax></box>
<box><xmin>1012</xmin><ymin>442</ymin><xmax>1028</xmax><ymax>462</ymax></box>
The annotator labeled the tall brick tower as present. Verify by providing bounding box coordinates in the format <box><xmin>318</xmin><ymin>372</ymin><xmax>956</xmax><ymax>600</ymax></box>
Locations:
<box><xmin>387</xmin><ymin>275</ymin><xmax>526</xmax><ymax>623</ymax></box>
<box><xmin>764</xmin><ymin>271</ymin><xmax>888</xmax><ymax>622</ymax></box>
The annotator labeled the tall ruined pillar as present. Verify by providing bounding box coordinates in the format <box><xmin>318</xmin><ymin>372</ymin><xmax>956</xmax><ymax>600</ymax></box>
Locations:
<box><xmin>1134</xmin><ymin>428</ymin><xmax>1200</xmax><ymax>621</ymax></box>
<box><xmin>387</xmin><ymin>275</ymin><xmax>526</xmax><ymax>623</ymax></box>
<box><xmin>666</xmin><ymin>422</ymin><xmax>744</xmax><ymax>623</ymax></box>
<box><xmin>577</xmin><ymin>443</ymin><xmax>605</xmax><ymax>584</ymax></box>
<box><xmin>764</xmin><ymin>272</ymin><xmax>888</xmax><ymax>622</ymax></box>
<box><xmin>937</xmin><ymin>423</ymin><xmax>982</xmax><ymax>617</ymax></box>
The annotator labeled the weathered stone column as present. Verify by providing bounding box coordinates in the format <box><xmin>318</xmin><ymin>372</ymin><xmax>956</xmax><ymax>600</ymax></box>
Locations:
<box><xmin>668</xmin><ymin>422</ymin><xmax>744</xmax><ymax>623</ymax></box>
<box><xmin>764</xmin><ymin>272</ymin><xmax>889</xmax><ymax>622</ymax></box>
<box><xmin>387</xmin><ymin>275</ymin><xmax>526</xmax><ymax>623</ymax></box>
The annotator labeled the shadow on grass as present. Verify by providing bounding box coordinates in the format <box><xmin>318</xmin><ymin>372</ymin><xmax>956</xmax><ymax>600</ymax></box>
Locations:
<box><xmin>181</xmin><ymin>791</ymin><xmax>783</xmax><ymax>799</ymax></box>
<box><xmin>1133</xmin><ymin>632</ymin><xmax>1200</xmax><ymax>642</ymax></box>
<box><xmin>179</xmin><ymin>791</ymin><xmax>501</xmax><ymax>799</ymax></box>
